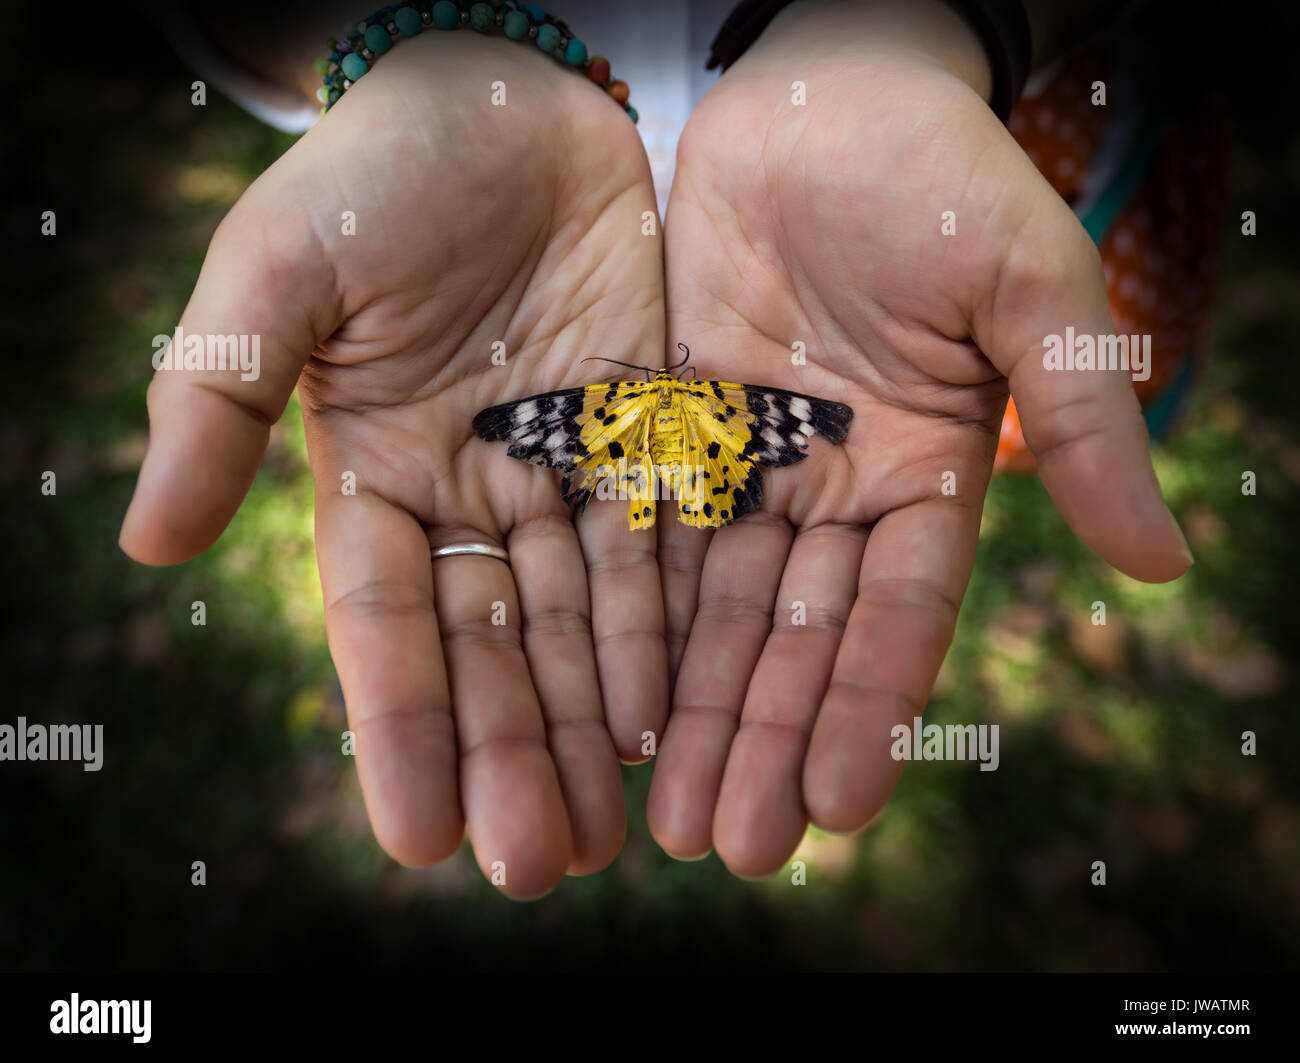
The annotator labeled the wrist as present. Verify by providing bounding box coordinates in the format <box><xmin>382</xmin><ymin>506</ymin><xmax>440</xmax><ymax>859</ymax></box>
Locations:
<box><xmin>196</xmin><ymin>2</ymin><xmax>628</xmax><ymax>121</ymax></box>
<box><xmin>739</xmin><ymin>0</ymin><xmax>994</xmax><ymax>103</ymax></box>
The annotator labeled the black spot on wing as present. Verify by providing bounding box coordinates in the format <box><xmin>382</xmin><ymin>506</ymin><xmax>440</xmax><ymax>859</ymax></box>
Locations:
<box><xmin>475</xmin><ymin>388</ymin><xmax>592</xmax><ymax>471</ymax></box>
<box><xmin>805</xmin><ymin>398</ymin><xmax>853</xmax><ymax>442</ymax></box>
<box><xmin>560</xmin><ymin>472</ymin><xmax>594</xmax><ymax>514</ymax></box>
<box><xmin>506</xmin><ymin>430</ymin><xmax>584</xmax><ymax>470</ymax></box>
<box><xmin>740</xmin><ymin>386</ymin><xmax>853</xmax><ymax>465</ymax></box>
<box><xmin>774</xmin><ymin>389</ymin><xmax>852</xmax><ymax>441</ymax></box>
<box><xmin>472</xmin><ymin>387</ymin><xmax>585</xmax><ymax>442</ymax></box>
<box><xmin>725</xmin><ymin>465</ymin><xmax>764</xmax><ymax>523</ymax></box>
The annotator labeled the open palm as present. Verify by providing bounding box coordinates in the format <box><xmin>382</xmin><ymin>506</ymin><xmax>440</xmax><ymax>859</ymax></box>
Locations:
<box><xmin>650</xmin><ymin>7</ymin><xmax>1191</xmax><ymax>876</ymax></box>
<box><xmin>120</xmin><ymin>31</ymin><xmax>664</xmax><ymax>897</ymax></box>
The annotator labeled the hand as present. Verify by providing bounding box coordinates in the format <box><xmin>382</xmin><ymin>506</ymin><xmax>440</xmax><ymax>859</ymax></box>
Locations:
<box><xmin>120</xmin><ymin>29</ymin><xmax>666</xmax><ymax>897</ymax></box>
<box><xmin>650</xmin><ymin>0</ymin><xmax>1192</xmax><ymax>875</ymax></box>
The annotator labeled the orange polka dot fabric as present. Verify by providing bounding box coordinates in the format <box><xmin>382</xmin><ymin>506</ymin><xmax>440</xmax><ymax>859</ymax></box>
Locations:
<box><xmin>994</xmin><ymin>41</ymin><xmax>1229</xmax><ymax>474</ymax></box>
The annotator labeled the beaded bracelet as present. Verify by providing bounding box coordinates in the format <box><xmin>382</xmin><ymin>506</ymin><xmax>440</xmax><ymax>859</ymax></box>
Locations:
<box><xmin>315</xmin><ymin>1</ymin><xmax>637</xmax><ymax>122</ymax></box>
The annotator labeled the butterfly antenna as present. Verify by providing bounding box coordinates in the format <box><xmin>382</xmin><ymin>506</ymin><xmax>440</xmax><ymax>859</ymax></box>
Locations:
<box><xmin>677</xmin><ymin>365</ymin><xmax>697</xmax><ymax>381</ymax></box>
<box><xmin>668</xmin><ymin>343</ymin><xmax>691</xmax><ymax>371</ymax></box>
<box><xmin>580</xmin><ymin>355</ymin><xmax>654</xmax><ymax>381</ymax></box>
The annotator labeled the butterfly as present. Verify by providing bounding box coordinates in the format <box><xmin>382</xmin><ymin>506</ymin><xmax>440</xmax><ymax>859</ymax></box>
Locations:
<box><xmin>472</xmin><ymin>344</ymin><xmax>853</xmax><ymax>530</ymax></box>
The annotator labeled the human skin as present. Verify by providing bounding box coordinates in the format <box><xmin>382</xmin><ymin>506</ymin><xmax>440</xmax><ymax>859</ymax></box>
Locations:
<box><xmin>120</xmin><ymin>24</ymin><xmax>664</xmax><ymax>899</ymax></box>
<box><xmin>122</xmin><ymin>0</ymin><xmax>1185</xmax><ymax>890</ymax></box>
<box><xmin>650</xmin><ymin>0</ymin><xmax>1191</xmax><ymax>875</ymax></box>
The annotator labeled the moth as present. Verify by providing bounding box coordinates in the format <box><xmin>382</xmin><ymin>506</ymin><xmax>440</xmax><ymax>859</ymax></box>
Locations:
<box><xmin>472</xmin><ymin>344</ymin><xmax>853</xmax><ymax>530</ymax></box>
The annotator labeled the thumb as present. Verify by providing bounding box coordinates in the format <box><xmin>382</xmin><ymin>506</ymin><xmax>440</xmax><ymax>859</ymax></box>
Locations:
<box><xmin>975</xmin><ymin>194</ymin><xmax>1192</xmax><ymax>584</ymax></box>
<box><xmin>120</xmin><ymin>170</ymin><xmax>339</xmax><ymax>565</ymax></box>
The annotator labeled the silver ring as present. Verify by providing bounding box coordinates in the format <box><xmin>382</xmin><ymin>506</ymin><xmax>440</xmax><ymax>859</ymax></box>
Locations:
<box><xmin>430</xmin><ymin>542</ymin><xmax>510</xmax><ymax>566</ymax></box>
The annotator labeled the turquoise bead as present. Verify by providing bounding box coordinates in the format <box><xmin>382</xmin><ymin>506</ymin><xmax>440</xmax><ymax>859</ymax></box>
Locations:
<box><xmin>341</xmin><ymin>52</ymin><xmax>369</xmax><ymax>81</ymax></box>
<box><xmin>469</xmin><ymin>3</ymin><xmax>494</xmax><ymax>31</ymax></box>
<box><xmin>394</xmin><ymin>6</ymin><xmax>422</xmax><ymax>36</ymax></box>
<box><xmin>523</xmin><ymin>2</ymin><xmax>545</xmax><ymax>20</ymax></box>
<box><xmin>564</xmin><ymin>38</ymin><xmax>587</xmax><ymax>66</ymax></box>
<box><xmin>536</xmin><ymin>24</ymin><xmax>561</xmax><ymax>51</ymax></box>
<box><xmin>626</xmin><ymin>106</ymin><xmax>638</xmax><ymax>123</ymax></box>
<box><xmin>432</xmin><ymin>1</ymin><xmax>460</xmax><ymax>30</ymax></box>
<box><xmin>364</xmin><ymin>24</ymin><xmax>392</xmax><ymax>54</ymax></box>
<box><xmin>503</xmin><ymin>10</ymin><xmax>530</xmax><ymax>39</ymax></box>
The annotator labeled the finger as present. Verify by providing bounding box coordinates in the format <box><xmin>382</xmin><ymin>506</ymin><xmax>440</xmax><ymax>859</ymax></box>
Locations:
<box><xmin>316</xmin><ymin>490</ymin><xmax>462</xmax><ymax>867</ymax></box>
<box><xmin>577</xmin><ymin>498</ymin><xmax>669</xmax><ymax>763</ymax></box>
<box><xmin>712</xmin><ymin>522</ymin><xmax>867</xmax><ymax>876</ymax></box>
<box><xmin>509</xmin><ymin>514</ymin><xmax>625</xmax><ymax>876</ymax></box>
<box><xmin>646</xmin><ymin>512</ymin><xmax>793</xmax><ymax>860</ymax></box>
<box><xmin>431</xmin><ymin>529</ymin><xmax>572</xmax><ymax>898</ymax></box>
<box><xmin>803</xmin><ymin>494</ymin><xmax>981</xmax><ymax>832</ymax></box>
<box><xmin>120</xmin><ymin>174</ymin><xmax>339</xmax><ymax>564</ymax></box>
<box><xmin>658</xmin><ymin>514</ymin><xmax>712</xmax><ymax>689</ymax></box>
<box><xmin>976</xmin><ymin>204</ymin><xmax>1191</xmax><ymax>582</ymax></box>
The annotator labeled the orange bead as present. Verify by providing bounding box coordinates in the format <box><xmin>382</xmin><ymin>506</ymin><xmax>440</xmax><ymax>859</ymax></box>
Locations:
<box><xmin>607</xmin><ymin>79</ymin><xmax>629</xmax><ymax>104</ymax></box>
<box><xmin>586</xmin><ymin>56</ymin><xmax>610</xmax><ymax>84</ymax></box>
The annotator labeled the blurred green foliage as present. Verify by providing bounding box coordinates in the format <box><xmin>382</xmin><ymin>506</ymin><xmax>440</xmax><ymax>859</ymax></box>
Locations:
<box><xmin>1</xmin><ymin>16</ymin><xmax>1297</xmax><ymax>972</ymax></box>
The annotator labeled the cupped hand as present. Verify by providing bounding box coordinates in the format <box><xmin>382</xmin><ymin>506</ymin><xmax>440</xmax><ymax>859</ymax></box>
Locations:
<box><xmin>120</xmin><ymin>30</ymin><xmax>666</xmax><ymax>897</ymax></box>
<box><xmin>650</xmin><ymin>0</ymin><xmax>1192</xmax><ymax>875</ymax></box>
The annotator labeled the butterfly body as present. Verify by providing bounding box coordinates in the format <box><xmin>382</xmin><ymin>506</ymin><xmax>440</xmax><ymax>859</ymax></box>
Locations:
<box><xmin>473</xmin><ymin>351</ymin><xmax>852</xmax><ymax>530</ymax></box>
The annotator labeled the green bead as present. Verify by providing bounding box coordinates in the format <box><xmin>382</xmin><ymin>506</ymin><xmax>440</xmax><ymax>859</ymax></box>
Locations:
<box><xmin>469</xmin><ymin>3</ymin><xmax>495</xmax><ymax>31</ymax></box>
<box><xmin>341</xmin><ymin>52</ymin><xmax>369</xmax><ymax>81</ymax></box>
<box><xmin>364</xmin><ymin>24</ymin><xmax>392</xmax><ymax>54</ymax></box>
<box><xmin>536</xmin><ymin>24</ymin><xmax>561</xmax><ymax>51</ymax></box>
<box><xmin>503</xmin><ymin>10</ymin><xmax>530</xmax><ymax>39</ymax></box>
<box><xmin>626</xmin><ymin>106</ymin><xmax>638</xmax><ymax>123</ymax></box>
<box><xmin>564</xmin><ymin>38</ymin><xmax>587</xmax><ymax>66</ymax></box>
<box><xmin>394</xmin><ymin>6</ymin><xmax>422</xmax><ymax>36</ymax></box>
<box><xmin>432</xmin><ymin>1</ymin><xmax>460</xmax><ymax>30</ymax></box>
<box><xmin>314</xmin><ymin>56</ymin><xmax>331</xmax><ymax>75</ymax></box>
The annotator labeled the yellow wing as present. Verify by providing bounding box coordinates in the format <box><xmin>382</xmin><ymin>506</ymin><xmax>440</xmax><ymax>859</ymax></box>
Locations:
<box><xmin>472</xmin><ymin>379</ymin><xmax>661</xmax><ymax>529</ymax></box>
<box><xmin>474</xmin><ymin>376</ymin><xmax>852</xmax><ymax>532</ymax></box>
<box><xmin>676</xmin><ymin>385</ymin><xmax>762</xmax><ymax>529</ymax></box>
<box><xmin>675</xmin><ymin>380</ymin><xmax>853</xmax><ymax>528</ymax></box>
